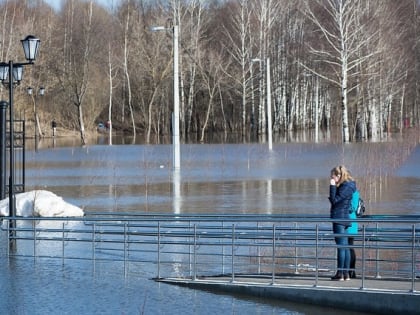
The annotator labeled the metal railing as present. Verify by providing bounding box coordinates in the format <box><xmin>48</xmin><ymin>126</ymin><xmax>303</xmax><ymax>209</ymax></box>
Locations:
<box><xmin>1</xmin><ymin>214</ymin><xmax>419</xmax><ymax>293</ymax></box>
<box><xmin>5</xmin><ymin>119</ymin><xmax>25</xmax><ymax>194</ymax></box>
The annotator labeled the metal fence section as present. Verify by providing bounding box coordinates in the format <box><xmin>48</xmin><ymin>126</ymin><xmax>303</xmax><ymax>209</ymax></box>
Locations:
<box><xmin>1</xmin><ymin>214</ymin><xmax>419</xmax><ymax>293</ymax></box>
<box><xmin>5</xmin><ymin>119</ymin><xmax>25</xmax><ymax>194</ymax></box>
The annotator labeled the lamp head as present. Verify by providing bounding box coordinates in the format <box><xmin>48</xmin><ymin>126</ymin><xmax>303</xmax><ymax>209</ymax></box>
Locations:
<box><xmin>0</xmin><ymin>62</ymin><xmax>8</xmax><ymax>82</ymax></box>
<box><xmin>150</xmin><ymin>26</ymin><xmax>166</xmax><ymax>32</ymax></box>
<box><xmin>13</xmin><ymin>65</ymin><xmax>23</xmax><ymax>83</ymax></box>
<box><xmin>21</xmin><ymin>35</ymin><xmax>41</xmax><ymax>62</ymax></box>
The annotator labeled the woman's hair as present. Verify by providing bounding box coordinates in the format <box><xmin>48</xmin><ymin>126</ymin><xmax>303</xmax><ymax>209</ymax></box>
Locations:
<box><xmin>331</xmin><ymin>165</ymin><xmax>353</xmax><ymax>185</ymax></box>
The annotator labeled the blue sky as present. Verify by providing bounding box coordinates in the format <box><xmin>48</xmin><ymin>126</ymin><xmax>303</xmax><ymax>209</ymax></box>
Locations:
<box><xmin>45</xmin><ymin>0</ymin><xmax>120</xmax><ymax>11</ymax></box>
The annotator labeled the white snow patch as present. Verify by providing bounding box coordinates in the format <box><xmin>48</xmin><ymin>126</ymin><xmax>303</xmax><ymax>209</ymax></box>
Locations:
<box><xmin>0</xmin><ymin>190</ymin><xmax>84</xmax><ymax>217</ymax></box>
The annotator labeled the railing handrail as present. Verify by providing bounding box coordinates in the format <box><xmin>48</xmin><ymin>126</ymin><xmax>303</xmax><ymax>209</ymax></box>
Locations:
<box><xmin>3</xmin><ymin>213</ymin><xmax>420</xmax><ymax>222</ymax></box>
<box><xmin>1</xmin><ymin>213</ymin><xmax>418</xmax><ymax>294</ymax></box>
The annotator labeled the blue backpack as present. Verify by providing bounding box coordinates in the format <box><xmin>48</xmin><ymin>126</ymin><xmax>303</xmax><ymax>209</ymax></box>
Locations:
<box><xmin>351</xmin><ymin>190</ymin><xmax>366</xmax><ymax>217</ymax></box>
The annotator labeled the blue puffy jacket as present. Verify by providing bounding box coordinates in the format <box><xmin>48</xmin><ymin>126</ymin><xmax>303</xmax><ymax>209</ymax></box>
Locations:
<box><xmin>329</xmin><ymin>180</ymin><xmax>356</xmax><ymax>227</ymax></box>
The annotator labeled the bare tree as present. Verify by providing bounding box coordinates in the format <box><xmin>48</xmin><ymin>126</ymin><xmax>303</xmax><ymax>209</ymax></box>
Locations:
<box><xmin>182</xmin><ymin>0</ymin><xmax>206</xmax><ymax>137</ymax></box>
<box><xmin>107</xmin><ymin>41</ymin><xmax>119</xmax><ymax>145</ymax></box>
<box><xmin>56</xmin><ymin>0</ymin><xmax>96</xmax><ymax>145</ymax></box>
<box><xmin>254</xmin><ymin>1</ymin><xmax>279</xmax><ymax>136</ymax></box>
<box><xmin>197</xmin><ymin>48</ymin><xmax>229</xmax><ymax>142</ymax></box>
<box><xmin>303</xmin><ymin>0</ymin><xmax>379</xmax><ymax>142</ymax></box>
<box><xmin>121</xmin><ymin>1</ymin><xmax>136</xmax><ymax>139</ymax></box>
<box><xmin>221</xmin><ymin>0</ymin><xmax>254</xmax><ymax>139</ymax></box>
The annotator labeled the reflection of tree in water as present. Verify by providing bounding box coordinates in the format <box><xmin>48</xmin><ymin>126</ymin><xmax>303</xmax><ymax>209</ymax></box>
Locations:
<box><xmin>340</xmin><ymin>127</ymin><xmax>420</xmax><ymax>209</ymax></box>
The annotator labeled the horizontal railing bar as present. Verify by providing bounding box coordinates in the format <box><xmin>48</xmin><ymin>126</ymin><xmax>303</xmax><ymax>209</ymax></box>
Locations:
<box><xmin>7</xmin><ymin>231</ymin><xmax>417</xmax><ymax>243</ymax></box>
<box><xmin>3</xmin><ymin>214</ymin><xmax>420</xmax><ymax>224</ymax></box>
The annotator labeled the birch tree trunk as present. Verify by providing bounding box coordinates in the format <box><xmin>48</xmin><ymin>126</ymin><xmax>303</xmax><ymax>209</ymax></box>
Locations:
<box><xmin>107</xmin><ymin>42</ymin><xmax>114</xmax><ymax>145</ymax></box>
<box><xmin>183</xmin><ymin>0</ymin><xmax>205</xmax><ymax>136</ymax></box>
<box><xmin>399</xmin><ymin>72</ymin><xmax>407</xmax><ymax>133</ymax></box>
<box><xmin>29</xmin><ymin>94</ymin><xmax>44</xmax><ymax>138</ymax></box>
<box><xmin>222</xmin><ymin>0</ymin><xmax>253</xmax><ymax>139</ymax></box>
<box><xmin>197</xmin><ymin>49</ymin><xmax>227</xmax><ymax>142</ymax></box>
<box><xmin>65</xmin><ymin>0</ymin><xmax>93</xmax><ymax>145</ymax></box>
<box><xmin>76</xmin><ymin>1</ymin><xmax>94</xmax><ymax>145</ymax></box>
<box><xmin>123</xmin><ymin>4</ymin><xmax>136</xmax><ymax>139</ymax></box>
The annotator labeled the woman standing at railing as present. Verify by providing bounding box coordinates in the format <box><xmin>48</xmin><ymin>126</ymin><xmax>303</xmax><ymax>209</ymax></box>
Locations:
<box><xmin>329</xmin><ymin>165</ymin><xmax>357</xmax><ymax>281</ymax></box>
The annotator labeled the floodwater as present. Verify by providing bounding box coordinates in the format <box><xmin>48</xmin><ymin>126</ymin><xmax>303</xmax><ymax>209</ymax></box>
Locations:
<box><xmin>1</xmin><ymin>135</ymin><xmax>419</xmax><ymax>315</ymax></box>
<box><xmin>24</xmin><ymin>138</ymin><xmax>420</xmax><ymax>216</ymax></box>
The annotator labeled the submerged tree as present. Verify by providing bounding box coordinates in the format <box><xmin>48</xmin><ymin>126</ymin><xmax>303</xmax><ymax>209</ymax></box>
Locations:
<box><xmin>303</xmin><ymin>0</ymin><xmax>380</xmax><ymax>142</ymax></box>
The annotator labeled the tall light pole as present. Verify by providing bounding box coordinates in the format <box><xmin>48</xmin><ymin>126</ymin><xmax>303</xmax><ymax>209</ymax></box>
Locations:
<box><xmin>0</xmin><ymin>35</ymin><xmax>41</xmax><ymax>248</ymax></box>
<box><xmin>151</xmin><ymin>24</ymin><xmax>181</xmax><ymax>171</ymax></box>
<box><xmin>251</xmin><ymin>57</ymin><xmax>273</xmax><ymax>150</ymax></box>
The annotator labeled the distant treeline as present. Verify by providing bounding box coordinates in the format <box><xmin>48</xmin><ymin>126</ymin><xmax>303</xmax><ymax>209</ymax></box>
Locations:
<box><xmin>1</xmin><ymin>0</ymin><xmax>419</xmax><ymax>144</ymax></box>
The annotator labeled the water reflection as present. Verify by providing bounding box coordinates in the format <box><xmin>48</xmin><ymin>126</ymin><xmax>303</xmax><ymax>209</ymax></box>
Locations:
<box><xmin>24</xmin><ymin>142</ymin><xmax>420</xmax><ymax>216</ymax></box>
<box><xmin>266</xmin><ymin>179</ymin><xmax>272</xmax><ymax>214</ymax></box>
<box><xmin>173</xmin><ymin>170</ymin><xmax>181</xmax><ymax>214</ymax></box>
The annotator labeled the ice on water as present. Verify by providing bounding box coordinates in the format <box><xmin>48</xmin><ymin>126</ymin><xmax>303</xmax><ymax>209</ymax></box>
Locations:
<box><xmin>0</xmin><ymin>190</ymin><xmax>84</xmax><ymax>217</ymax></box>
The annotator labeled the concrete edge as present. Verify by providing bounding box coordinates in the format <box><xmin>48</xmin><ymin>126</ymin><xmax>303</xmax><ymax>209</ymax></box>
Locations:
<box><xmin>156</xmin><ymin>278</ymin><xmax>419</xmax><ymax>314</ymax></box>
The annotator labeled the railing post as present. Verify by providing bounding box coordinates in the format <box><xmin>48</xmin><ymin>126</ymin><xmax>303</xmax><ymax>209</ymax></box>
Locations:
<box><xmin>411</xmin><ymin>224</ymin><xmax>416</xmax><ymax>293</ymax></box>
<box><xmin>361</xmin><ymin>224</ymin><xmax>366</xmax><ymax>290</ymax></box>
<box><xmin>33</xmin><ymin>219</ymin><xmax>36</xmax><ymax>260</ymax></box>
<box><xmin>231</xmin><ymin>224</ymin><xmax>235</xmax><ymax>282</ymax></box>
<box><xmin>193</xmin><ymin>224</ymin><xmax>197</xmax><ymax>280</ymax></box>
<box><xmin>315</xmin><ymin>224</ymin><xmax>319</xmax><ymax>287</ymax></box>
<box><xmin>62</xmin><ymin>222</ymin><xmax>65</xmax><ymax>266</ymax></box>
<box><xmin>92</xmin><ymin>223</ymin><xmax>96</xmax><ymax>273</ymax></box>
<box><xmin>375</xmin><ymin>223</ymin><xmax>381</xmax><ymax>278</ymax></box>
<box><xmin>222</xmin><ymin>221</ymin><xmax>225</xmax><ymax>275</ymax></box>
<box><xmin>189</xmin><ymin>220</ymin><xmax>192</xmax><ymax>277</ymax></box>
<box><xmin>294</xmin><ymin>222</ymin><xmax>298</xmax><ymax>274</ymax></box>
<box><xmin>157</xmin><ymin>222</ymin><xmax>161</xmax><ymax>279</ymax></box>
<box><xmin>257</xmin><ymin>222</ymin><xmax>261</xmax><ymax>274</ymax></box>
<box><xmin>124</xmin><ymin>222</ymin><xmax>127</xmax><ymax>277</ymax></box>
<box><xmin>271</xmin><ymin>224</ymin><xmax>275</xmax><ymax>285</ymax></box>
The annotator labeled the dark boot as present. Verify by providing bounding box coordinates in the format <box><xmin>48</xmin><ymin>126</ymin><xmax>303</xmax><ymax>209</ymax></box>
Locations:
<box><xmin>331</xmin><ymin>272</ymin><xmax>344</xmax><ymax>281</ymax></box>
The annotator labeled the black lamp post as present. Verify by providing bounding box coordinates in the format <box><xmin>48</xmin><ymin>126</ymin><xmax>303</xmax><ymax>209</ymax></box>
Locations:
<box><xmin>0</xmin><ymin>35</ymin><xmax>40</xmax><ymax>247</ymax></box>
<box><xmin>0</xmin><ymin>100</ymin><xmax>8</xmax><ymax>200</ymax></box>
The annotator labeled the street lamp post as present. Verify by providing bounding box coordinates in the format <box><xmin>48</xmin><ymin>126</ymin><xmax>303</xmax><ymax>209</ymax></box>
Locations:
<box><xmin>0</xmin><ymin>100</ymin><xmax>8</xmax><ymax>200</ymax></box>
<box><xmin>27</xmin><ymin>86</ymin><xmax>45</xmax><ymax>146</ymax></box>
<box><xmin>251</xmin><ymin>57</ymin><xmax>273</xmax><ymax>150</ymax></box>
<box><xmin>0</xmin><ymin>35</ymin><xmax>41</xmax><ymax>248</ymax></box>
<box><xmin>151</xmin><ymin>24</ymin><xmax>181</xmax><ymax>171</ymax></box>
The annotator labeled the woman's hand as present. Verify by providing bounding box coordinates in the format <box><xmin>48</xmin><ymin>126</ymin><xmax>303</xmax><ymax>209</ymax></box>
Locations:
<box><xmin>330</xmin><ymin>179</ymin><xmax>336</xmax><ymax>185</ymax></box>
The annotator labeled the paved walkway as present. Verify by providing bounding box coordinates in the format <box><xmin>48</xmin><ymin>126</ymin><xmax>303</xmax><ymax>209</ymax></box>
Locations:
<box><xmin>157</xmin><ymin>274</ymin><xmax>420</xmax><ymax>314</ymax></box>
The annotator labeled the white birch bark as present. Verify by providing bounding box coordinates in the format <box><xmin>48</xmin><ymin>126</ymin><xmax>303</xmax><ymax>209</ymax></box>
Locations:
<box><xmin>122</xmin><ymin>4</ymin><xmax>136</xmax><ymax>139</ymax></box>
<box><xmin>107</xmin><ymin>42</ymin><xmax>115</xmax><ymax>145</ymax></box>
<box><xmin>303</xmin><ymin>0</ymin><xmax>379</xmax><ymax>142</ymax></box>
<box><xmin>221</xmin><ymin>0</ymin><xmax>256</xmax><ymax>138</ymax></box>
